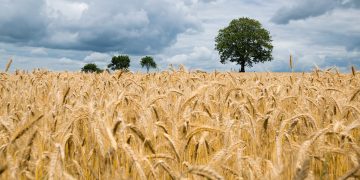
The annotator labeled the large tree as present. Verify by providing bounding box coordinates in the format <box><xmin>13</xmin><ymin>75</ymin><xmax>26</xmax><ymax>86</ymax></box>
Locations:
<box><xmin>81</xmin><ymin>63</ymin><xmax>103</xmax><ymax>73</ymax></box>
<box><xmin>108</xmin><ymin>55</ymin><xmax>130</xmax><ymax>71</ymax></box>
<box><xmin>140</xmin><ymin>56</ymin><xmax>157</xmax><ymax>73</ymax></box>
<box><xmin>215</xmin><ymin>17</ymin><xmax>273</xmax><ymax>72</ymax></box>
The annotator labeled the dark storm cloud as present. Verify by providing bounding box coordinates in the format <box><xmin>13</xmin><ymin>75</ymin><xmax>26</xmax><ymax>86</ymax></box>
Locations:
<box><xmin>0</xmin><ymin>0</ymin><xmax>201</xmax><ymax>54</ymax></box>
<box><xmin>271</xmin><ymin>0</ymin><xmax>360</xmax><ymax>24</ymax></box>
<box><xmin>1</xmin><ymin>0</ymin><xmax>359</xmax><ymax>72</ymax></box>
<box><xmin>317</xmin><ymin>32</ymin><xmax>360</xmax><ymax>51</ymax></box>
<box><xmin>0</xmin><ymin>0</ymin><xmax>47</xmax><ymax>42</ymax></box>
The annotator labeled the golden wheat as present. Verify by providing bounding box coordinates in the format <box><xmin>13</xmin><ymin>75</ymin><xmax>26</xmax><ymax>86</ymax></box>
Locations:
<box><xmin>0</xmin><ymin>68</ymin><xmax>359</xmax><ymax>179</ymax></box>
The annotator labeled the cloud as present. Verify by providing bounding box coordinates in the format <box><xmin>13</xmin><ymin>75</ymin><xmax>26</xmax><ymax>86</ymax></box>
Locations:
<box><xmin>59</xmin><ymin>57</ymin><xmax>83</xmax><ymax>65</ymax></box>
<box><xmin>0</xmin><ymin>55</ymin><xmax>84</xmax><ymax>72</ymax></box>
<box><xmin>166</xmin><ymin>46</ymin><xmax>236</xmax><ymax>71</ymax></box>
<box><xmin>167</xmin><ymin>46</ymin><xmax>213</xmax><ymax>64</ymax></box>
<box><xmin>1</xmin><ymin>0</ymin><xmax>359</xmax><ymax>73</ymax></box>
<box><xmin>198</xmin><ymin>0</ymin><xmax>218</xmax><ymax>3</ymax></box>
<box><xmin>30</xmin><ymin>48</ymin><xmax>48</xmax><ymax>56</ymax></box>
<box><xmin>84</xmin><ymin>52</ymin><xmax>111</xmax><ymax>63</ymax></box>
<box><xmin>280</xmin><ymin>8</ymin><xmax>360</xmax><ymax>51</ymax></box>
<box><xmin>0</xmin><ymin>0</ymin><xmax>47</xmax><ymax>42</ymax></box>
<box><xmin>271</xmin><ymin>0</ymin><xmax>360</xmax><ymax>24</ymax></box>
<box><xmin>321</xmin><ymin>49</ymin><xmax>360</xmax><ymax>71</ymax></box>
<box><xmin>167</xmin><ymin>54</ymin><xmax>189</xmax><ymax>64</ymax></box>
<box><xmin>45</xmin><ymin>0</ymin><xmax>89</xmax><ymax>21</ymax></box>
<box><xmin>0</xmin><ymin>0</ymin><xmax>202</xmax><ymax>54</ymax></box>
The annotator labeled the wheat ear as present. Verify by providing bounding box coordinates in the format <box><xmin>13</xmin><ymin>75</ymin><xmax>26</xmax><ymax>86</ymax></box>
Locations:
<box><xmin>187</xmin><ymin>164</ymin><xmax>224</xmax><ymax>180</ymax></box>
<box><xmin>154</xmin><ymin>160</ymin><xmax>177</xmax><ymax>180</ymax></box>
<box><xmin>163</xmin><ymin>133</ymin><xmax>180</xmax><ymax>162</ymax></box>
<box><xmin>10</xmin><ymin>115</ymin><xmax>43</xmax><ymax>143</ymax></box>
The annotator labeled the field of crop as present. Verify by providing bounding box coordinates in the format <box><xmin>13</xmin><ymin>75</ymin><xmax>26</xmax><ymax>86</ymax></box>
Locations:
<box><xmin>0</xmin><ymin>68</ymin><xmax>360</xmax><ymax>179</ymax></box>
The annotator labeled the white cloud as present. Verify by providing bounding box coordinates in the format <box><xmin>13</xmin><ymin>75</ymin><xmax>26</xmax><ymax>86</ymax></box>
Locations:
<box><xmin>165</xmin><ymin>46</ymin><xmax>238</xmax><ymax>71</ymax></box>
<box><xmin>45</xmin><ymin>0</ymin><xmax>89</xmax><ymax>21</ymax></box>
<box><xmin>167</xmin><ymin>46</ymin><xmax>213</xmax><ymax>64</ymax></box>
<box><xmin>168</xmin><ymin>54</ymin><xmax>188</xmax><ymax>64</ymax></box>
<box><xmin>84</xmin><ymin>52</ymin><xmax>111</xmax><ymax>63</ymax></box>
<box><xmin>59</xmin><ymin>57</ymin><xmax>83</xmax><ymax>65</ymax></box>
<box><xmin>30</xmin><ymin>47</ymin><xmax>48</xmax><ymax>55</ymax></box>
<box><xmin>48</xmin><ymin>31</ymin><xmax>79</xmax><ymax>45</ymax></box>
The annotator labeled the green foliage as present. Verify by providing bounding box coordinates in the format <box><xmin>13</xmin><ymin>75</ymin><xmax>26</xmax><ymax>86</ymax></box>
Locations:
<box><xmin>215</xmin><ymin>17</ymin><xmax>273</xmax><ymax>72</ymax></box>
<box><xmin>108</xmin><ymin>55</ymin><xmax>131</xmax><ymax>71</ymax></box>
<box><xmin>140</xmin><ymin>56</ymin><xmax>157</xmax><ymax>73</ymax></box>
<box><xmin>81</xmin><ymin>63</ymin><xmax>103</xmax><ymax>73</ymax></box>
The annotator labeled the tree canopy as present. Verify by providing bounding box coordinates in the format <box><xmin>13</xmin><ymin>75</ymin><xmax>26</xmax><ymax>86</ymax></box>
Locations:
<box><xmin>108</xmin><ymin>55</ymin><xmax>130</xmax><ymax>71</ymax></box>
<box><xmin>140</xmin><ymin>56</ymin><xmax>157</xmax><ymax>73</ymax></box>
<box><xmin>81</xmin><ymin>63</ymin><xmax>103</xmax><ymax>73</ymax></box>
<box><xmin>215</xmin><ymin>17</ymin><xmax>273</xmax><ymax>72</ymax></box>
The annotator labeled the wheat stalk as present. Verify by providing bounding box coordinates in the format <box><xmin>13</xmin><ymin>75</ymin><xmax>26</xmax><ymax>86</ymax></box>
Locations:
<box><xmin>163</xmin><ymin>133</ymin><xmax>180</xmax><ymax>162</ymax></box>
<box><xmin>154</xmin><ymin>160</ymin><xmax>177</xmax><ymax>180</ymax></box>
<box><xmin>122</xmin><ymin>143</ymin><xmax>147</xmax><ymax>180</ymax></box>
<box><xmin>20</xmin><ymin>130</ymin><xmax>38</xmax><ymax>167</ymax></box>
<box><xmin>350</xmin><ymin>89</ymin><xmax>360</xmax><ymax>102</ymax></box>
<box><xmin>10</xmin><ymin>115</ymin><xmax>43</xmax><ymax>143</ymax></box>
<box><xmin>351</xmin><ymin>66</ymin><xmax>356</xmax><ymax>77</ymax></box>
<box><xmin>5</xmin><ymin>58</ymin><xmax>12</xmax><ymax>72</ymax></box>
<box><xmin>338</xmin><ymin>164</ymin><xmax>360</xmax><ymax>180</ymax></box>
<box><xmin>289</xmin><ymin>54</ymin><xmax>293</xmax><ymax>72</ymax></box>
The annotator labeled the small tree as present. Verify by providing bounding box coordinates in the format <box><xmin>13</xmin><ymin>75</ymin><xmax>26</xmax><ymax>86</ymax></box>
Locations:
<box><xmin>108</xmin><ymin>55</ymin><xmax>130</xmax><ymax>71</ymax></box>
<box><xmin>81</xmin><ymin>63</ymin><xmax>103</xmax><ymax>73</ymax></box>
<box><xmin>140</xmin><ymin>56</ymin><xmax>157</xmax><ymax>73</ymax></box>
<box><xmin>215</xmin><ymin>17</ymin><xmax>273</xmax><ymax>72</ymax></box>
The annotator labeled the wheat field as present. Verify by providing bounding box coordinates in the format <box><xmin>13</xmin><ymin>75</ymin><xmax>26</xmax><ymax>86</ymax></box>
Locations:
<box><xmin>0</xmin><ymin>67</ymin><xmax>360</xmax><ymax>180</ymax></box>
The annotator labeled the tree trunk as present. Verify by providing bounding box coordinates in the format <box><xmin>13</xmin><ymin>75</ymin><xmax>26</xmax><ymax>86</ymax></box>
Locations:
<box><xmin>147</xmin><ymin>66</ymin><xmax>150</xmax><ymax>73</ymax></box>
<box><xmin>239</xmin><ymin>61</ymin><xmax>245</xmax><ymax>72</ymax></box>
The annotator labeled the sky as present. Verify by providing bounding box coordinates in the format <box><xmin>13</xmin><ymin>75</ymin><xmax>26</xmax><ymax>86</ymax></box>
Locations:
<box><xmin>0</xmin><ymin>0</ymin><xmax>359</xmax><ymax>72</ymax></box>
